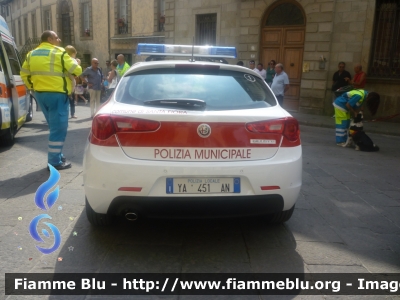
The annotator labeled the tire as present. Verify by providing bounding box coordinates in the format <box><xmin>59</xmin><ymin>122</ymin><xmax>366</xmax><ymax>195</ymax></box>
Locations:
<box><xmin>0</xmin><ymin>111</ymin><xmax>15</xmax><ymax>147</ymax></box>
<box><xmin>269</xmin><ymin>205</ymin><xmax>295</xmax><ymax>223</ymax></box>
<box><xmin>85</xmin><ymin>198</ymin><xmax>114</xmax><ymax>226</ymax></box>
<box><xmin>25</xmin><ymin>98</ymin><xmax>33</xmax><ymax>122</ymax></box>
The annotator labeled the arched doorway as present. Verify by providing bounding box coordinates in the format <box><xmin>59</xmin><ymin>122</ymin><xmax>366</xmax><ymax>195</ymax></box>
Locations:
<box><xmin>260</xmin><ymin>1</ymin><xmax>305</xmax><ymax>111</ymax></box>
<box><xmin>57</xmin><ymin>0</ymin><xmax>74</xmax><ymax>47</ymax></box>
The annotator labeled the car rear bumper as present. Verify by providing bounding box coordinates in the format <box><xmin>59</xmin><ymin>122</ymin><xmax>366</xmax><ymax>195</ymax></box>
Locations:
<box><xmin>107</xmin><ymin>195</ymin><xmax>284</xmax><ymax>219</ymax></box>
<box><xmin>83</xmin><ymin>143</ymin><xmax>302</xmax><ymax>215</ymax></box>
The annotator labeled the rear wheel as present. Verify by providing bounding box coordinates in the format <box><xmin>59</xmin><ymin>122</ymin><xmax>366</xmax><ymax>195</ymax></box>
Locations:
<box><xmin>0</xmin><ymin>111</ymin><xmax>15</xmax><ymax>147</ymax></box>
<box><xmin>85</xmin><ymin>198</ymin><xmax>114</xmax><ymax>226</ymax></box>
<box><xmin>25</xmin><ymin>97</ymin><xmax>33</xmax><ymax>122</ymax></box>
<box><xmin>269</xmin><ymin>205</ymin><xmax>295</xmax><ymax>223</ymax></box>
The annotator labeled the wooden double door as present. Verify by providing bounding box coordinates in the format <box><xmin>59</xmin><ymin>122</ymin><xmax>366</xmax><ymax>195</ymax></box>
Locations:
<box><xmin>261</xmin><ymin>27</ymin><xmax>304</xmax><ymax>111</ymax></box>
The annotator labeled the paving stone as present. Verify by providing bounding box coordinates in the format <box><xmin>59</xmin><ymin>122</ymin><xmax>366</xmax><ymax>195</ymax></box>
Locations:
<box><xmin>305</xmin><ymin>264</ymin><xmax>369</xmax><ymax>273</ymax></box>
<box><xmin>287</xmin><ymin>209</ymin><xmax>344</xmax><ymax>243</ymax></box>
<box><xmin>296</xmin><ymin>242</ymin><xmax>363</xmax><ymax>266</ymax></box>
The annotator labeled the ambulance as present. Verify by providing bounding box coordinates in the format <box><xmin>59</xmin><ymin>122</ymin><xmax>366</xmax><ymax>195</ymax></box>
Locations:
<box><xmin>0</xmin><ymin>16</ymin><xmax>33</xmax><ymax>146</ymax></box>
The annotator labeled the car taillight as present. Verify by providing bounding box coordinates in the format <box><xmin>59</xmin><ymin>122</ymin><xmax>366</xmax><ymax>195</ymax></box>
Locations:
<box><xmin>90</xmin><ymin>114</ymin><xmax>160</xmax><ymax>146</ymax></box>
<box><xmin>92</xmin><ymin>115</ymin><xmax>115</xmax><ymax>140</ymax></box>
<box><xmin>246</xmin><ymin>118</ymin><xmax>300</xmax><ymax>147</ymax></box>
<box><xmin>246</xmin><ymin>119</ymin><xmax>284</xmax><ymax>134</ymax></box>
<box><xmin>112</xmin><ymin>116</ymin><xmax>160</xmax><ymax>132</ymax></box>
<box><xmin>283</xmin><ymin>118</ymin><xmax>300</xmax><ymax>142</ymax></box>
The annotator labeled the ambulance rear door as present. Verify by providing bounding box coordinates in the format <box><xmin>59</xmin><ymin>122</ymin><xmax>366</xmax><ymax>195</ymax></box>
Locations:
<box><xmin>1</xmin><ymin>38</ymin><xmax>29</xmax><ymax>128</ymax></box>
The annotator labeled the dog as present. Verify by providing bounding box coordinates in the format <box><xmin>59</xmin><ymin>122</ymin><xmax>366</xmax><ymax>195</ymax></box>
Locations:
<box><xmin>343</xmin><ymin>112</ymin><xmax>379</xmax><ymax>151</ymax></box>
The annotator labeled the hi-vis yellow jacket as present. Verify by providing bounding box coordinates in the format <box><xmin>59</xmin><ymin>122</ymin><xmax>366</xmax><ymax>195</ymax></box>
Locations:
<box><xmin>21</xmin><ymin>42</ymin><xmax>82</xmax><ymax>94</ymax></box>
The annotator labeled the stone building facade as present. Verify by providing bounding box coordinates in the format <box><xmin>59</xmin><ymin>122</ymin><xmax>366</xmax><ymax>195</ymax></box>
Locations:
<box><xmin>163</xmin><ymin>0</ymin><xmax>400</xmax><ymax>120</ymax></box>
<box><xmin>1</xmin><ymin>0</ymin><xmax>164</xmax><ymax>70</ymax></box>
<box><xmin>1</xmin><ymin>0</ymin><xmax>399</xmax><ymax>120</ymax></box>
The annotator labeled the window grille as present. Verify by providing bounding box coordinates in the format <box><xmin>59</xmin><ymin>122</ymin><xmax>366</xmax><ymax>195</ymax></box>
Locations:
<box><xmin>196</xmin><ymin>14</ymin><xmax>217</xmax><ymax>45</ymax></box>
<box><xmin>369</xmin><ymin>0</ymin><xmax>400</xmax><ymax>78</ymax></box>
<box><xmin>265</xmin><ymin>3</ymin><xmax>304</xmax><ymax>26</ymax></box>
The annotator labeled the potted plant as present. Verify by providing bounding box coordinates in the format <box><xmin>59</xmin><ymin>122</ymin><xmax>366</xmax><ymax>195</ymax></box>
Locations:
<box><xmin>85</xmin><ymin>28</ymin><xmax>90</xmax><ymax>36</ymax></box>
<box><xmin>118</xmin><ymin>18</ymin><xmax>125</xmax><ymax>27</ymax></box>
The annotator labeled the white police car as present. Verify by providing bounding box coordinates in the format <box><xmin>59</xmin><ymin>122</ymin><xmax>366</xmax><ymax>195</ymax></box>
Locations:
<box><xmin>83</xmin><ymin>44</ymin><xmax>302</xmax><ymax>225</ymax></box>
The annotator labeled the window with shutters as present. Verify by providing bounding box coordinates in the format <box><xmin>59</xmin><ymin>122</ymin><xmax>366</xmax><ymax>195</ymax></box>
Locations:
<box><xmin>44</xmin><ymin>9</ymin><xmax>51</xmax><ymax>30</ymax></box>
<box><xmin>115</xmin><ymin>0</ymin><xmax>130</xmax><ymax>35</ymax></box>
<box><xmin>369</xmin><ymin>0</ymin><xmax>400</xmax><ymax>79</ymax></box>
<box><xmin>195</xmin><ymin>14</ymin><xmax>217</xmax><ymax>45</ymax></box>
<box><xmin>18</xmin><ymin>19</ymin><xmax>22</xmax><ymax>45</ymax></box>
<box><xmin>23</xmin><ymin>16</ymin><xmax>28</xmax><ymax>43</ymax></box>
<box><xmin>83</xmin><ymin>2</ymin><xmax>90</xmax><ymax>35</ymax></box>
<box><xmin>79</xmin><ymin>0</ymin><xmax>92</xmax><ymax>39</ymax></box>
<box><xmin>31</xmin><ymin>13</ymin><xmax>37</xmax><ymax>38</ymax></box>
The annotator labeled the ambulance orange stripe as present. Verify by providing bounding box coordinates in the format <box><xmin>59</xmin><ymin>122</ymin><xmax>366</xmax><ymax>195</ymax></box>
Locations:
<box><xmin>16</xmin><ymin>85</ymin><xmax>26</xmax><ymax>97</ymax></box>
<box><xmin>0</xmin><ymin>82</ymin><xmax>7</xmax><ymax>98</ymax></box>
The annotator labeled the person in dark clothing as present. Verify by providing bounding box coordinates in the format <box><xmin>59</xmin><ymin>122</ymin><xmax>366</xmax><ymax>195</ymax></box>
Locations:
<box><xmin>332</xmin><ymin>62</ymin><xmax>351</xmax><ymax>102</ymax></box>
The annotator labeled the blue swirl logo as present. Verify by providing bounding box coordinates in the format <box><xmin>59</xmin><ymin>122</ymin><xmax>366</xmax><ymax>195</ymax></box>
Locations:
<box><xmin>29</xmin><ymin>164</ymin><xmax>62</xmax><ymax>254</ymax></box>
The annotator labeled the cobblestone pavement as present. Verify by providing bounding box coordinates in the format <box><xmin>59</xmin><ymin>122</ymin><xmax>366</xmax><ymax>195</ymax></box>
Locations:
<box><xmin>1</xmin><ymin>104</ymin><xmax>399</xmax><ymax>300</ymax></box>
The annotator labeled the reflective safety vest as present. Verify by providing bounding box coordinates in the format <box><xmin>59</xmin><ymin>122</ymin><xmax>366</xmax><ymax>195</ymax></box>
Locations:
<box><xmin>333</xmin><ymin>89</ymin><xmax>368</xmax><ymax>112</ymax></box>
<box><xmin>21</xmin><ymin>42</ymin><xmax>82</xmax><ymax>94</ymax></box>
<box><xmin>347</xmin><ymin>89</ymin><xmax>367</xmax><ymax>107</ymax></box>
<box><xmin>117</xmin><ymin>62</ymin><xmax>130</xmax><ymax>77</ymax></box>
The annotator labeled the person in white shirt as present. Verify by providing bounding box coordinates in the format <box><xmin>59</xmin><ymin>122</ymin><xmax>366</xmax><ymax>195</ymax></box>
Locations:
<box><xmin>271</xmin><ymin>63</ymin><xmax>290</xmax><ymax>106</ymax></box>
<box><xmin>256</xmin><ymin>63</ymin><xmax>266</xmax><ymax>80</ymax></box>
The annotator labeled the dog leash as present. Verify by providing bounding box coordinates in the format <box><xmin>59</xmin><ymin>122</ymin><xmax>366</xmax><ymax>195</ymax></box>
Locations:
<box><xmin>364</xmin><ymin>113</ymin><xmax>400</xmax><ymax>123</ymax></box>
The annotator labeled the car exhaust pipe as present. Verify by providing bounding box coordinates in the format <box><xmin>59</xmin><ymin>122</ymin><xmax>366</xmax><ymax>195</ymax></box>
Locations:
<box><xmin>125</xmin><ymin>212</ymin><xmax>138</xmax><ymax>222</ymax></box>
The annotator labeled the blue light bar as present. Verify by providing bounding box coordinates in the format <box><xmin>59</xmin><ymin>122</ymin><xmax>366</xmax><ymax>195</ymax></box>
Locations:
<box><xmin>136</xmin><ymin>43</ymin><xmax>237</xmax><ymax>58</ymax></box>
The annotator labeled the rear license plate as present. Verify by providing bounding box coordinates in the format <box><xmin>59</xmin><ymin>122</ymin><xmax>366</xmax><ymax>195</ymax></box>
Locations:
<box><xmin>166</xmin><ymin>177</ymin><xmax>240</xmax><ymax>194</ymax></box>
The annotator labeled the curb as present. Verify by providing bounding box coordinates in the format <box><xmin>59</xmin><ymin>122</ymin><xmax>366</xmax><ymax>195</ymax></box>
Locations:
<box><xmin>297</xmin><ymin>120</ymin><xmax>400</xmax><ymax>137</ymax></box>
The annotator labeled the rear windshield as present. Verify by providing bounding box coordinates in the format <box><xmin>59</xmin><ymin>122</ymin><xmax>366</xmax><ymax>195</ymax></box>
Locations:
<box><xmin>115</xmin><ymin>68</ymin><xmax>276</xmax><ymax>111</ymax></box>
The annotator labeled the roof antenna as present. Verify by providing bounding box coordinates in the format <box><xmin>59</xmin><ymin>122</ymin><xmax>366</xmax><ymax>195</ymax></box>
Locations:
<box><xmin>190</xmin><ymin>37</ymin><xmax>195</xmax><ymax>62</ymax></box>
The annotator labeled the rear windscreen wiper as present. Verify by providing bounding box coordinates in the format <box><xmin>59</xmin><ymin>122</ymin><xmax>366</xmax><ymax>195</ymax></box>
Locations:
<box><xmin>143</xmin><ymin>98</ymin><xmax>206</xmax><ymax>109</ymax></box>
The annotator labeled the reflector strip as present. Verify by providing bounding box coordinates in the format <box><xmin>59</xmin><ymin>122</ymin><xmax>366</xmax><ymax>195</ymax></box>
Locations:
<box><xmin>118</xmin><ymin>187</ymin><xmax>142</xmax><ymax>192</ymax></box>
<box><xmin>260</xmin><ymin>186</ymin><xmax>280</xmax><ymax>191</ymax></box>
<box><xmin>136</xmin><ymin>43</ymin><xmax>237</xmax><ymax>58</ymax></box>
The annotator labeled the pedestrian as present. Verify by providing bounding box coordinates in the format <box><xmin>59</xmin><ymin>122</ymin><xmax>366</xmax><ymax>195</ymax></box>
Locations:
<box><xmin>105</xmin><ymin>59</ymin><xmax>120</xmax><ymax>98</ymax></box>
<box><xmin>332</xmin><ymin>61</ymin><xmax>352</xmax><ymax>102</ymax></box>
<box><xmin>333</xmin><ymin>90</ymin><xmax>380</xmax><ymax>146</ymax></box>
<box><xmin>105</xmin><ymin>60</ymin><xmax>112</xmax><ymax>75</ymax></box>
<box><xmin>345</xmin><ymin>64</ymin><xmax>366</xmax><ymax>89</ymax></box>
<box><xmin>74</xmin><ymin>59</ymin><xmax>88</xmax><ymax>105</ymax></box>
<box><xmin>81</xmin><ymin>58</ymin><xmax>103</xmax><ymax>118</ymax></box>
<box><xmin>266</xmin><ymin>60</ymin><xmax>276</xmax><ymax>86</ymax></box>
<box><xmin>236</xmin><ymin>61</ymin><xmax>244</xmax><ymax>66</ymax></box>
<box><xmin>249</xmin><ymin>60</ymin><xmax>256</xmax><ymax>71</ymax></box>
<box><xmin>116</xmin><ymin>54</ymin><xmax>130</xmax><ymax>77</ymax></box>
<box><xmin>65</xmin><ymin>45</ymin><xmax>78</xmax><ymax>119</ymax></box>
<box><xmin>255</xmin><ymin>63</ymin><xmax>266</xmax><ymax>80</ymax></box>
<box><xmin>20</xmin><ymin>30</ymin><xmax>82</xmax><ymax>170</ymax></box>
<box><xmin>270</xmin><ymin>63</ymin><xmax>289</xmax><ymax>107</ymax></box>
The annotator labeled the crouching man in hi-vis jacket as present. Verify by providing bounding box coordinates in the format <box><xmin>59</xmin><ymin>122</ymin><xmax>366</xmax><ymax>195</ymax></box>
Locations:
<box><xmin>21</xmin><ymin>31</ymin><xmax>82</xmax><ymax>170</ymax></box>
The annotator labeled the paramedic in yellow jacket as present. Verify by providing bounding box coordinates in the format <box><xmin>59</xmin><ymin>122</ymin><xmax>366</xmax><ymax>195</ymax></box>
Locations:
<box><xmin>21</xmin><ymin>31</ymin><xmax>82</xmax><ymax>170</ymax></box>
